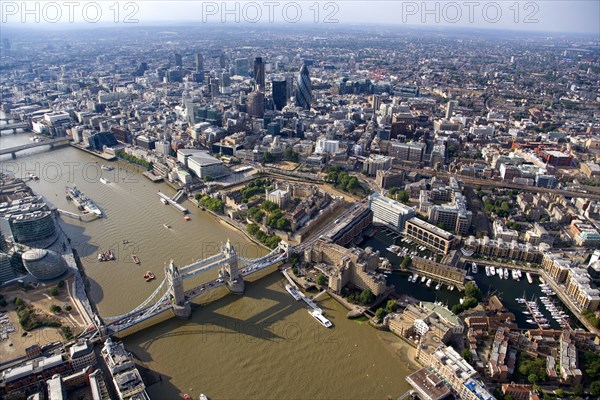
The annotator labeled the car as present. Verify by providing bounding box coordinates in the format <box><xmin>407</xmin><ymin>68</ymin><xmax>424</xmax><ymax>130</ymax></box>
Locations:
<box><xmin>216</xmin><ymin>278</ymin><xmax>224</xmax><ymax>283</ymax></box>
<box><xmin>208</xmin><ymin>283</ymin><xmax>213</xmax><ymax>287</ymax></box>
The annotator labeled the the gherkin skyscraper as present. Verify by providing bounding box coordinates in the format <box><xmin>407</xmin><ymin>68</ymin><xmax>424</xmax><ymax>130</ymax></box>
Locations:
<box><xmin>295</xmin><ymin>64</ymin><xmax>311</xmax><ymax>110</ymax></box>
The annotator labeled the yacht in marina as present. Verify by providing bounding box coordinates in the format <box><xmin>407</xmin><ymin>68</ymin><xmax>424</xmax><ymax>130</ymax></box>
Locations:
<box><xmin>490</xmin><ymin>266</ymin><xmax>496</xmax><ymax>276</ymax></box>
<box><xmin>526</xmin><ymin>272</ymin><xmax>533</xmax><ymax>284</ymax></box>
<box><xmin>435</xmin><ymin>282</ymin><xmax>442</xmax><ymax>290</ymax></box>
<box><xmin>421</xmin><ymin>276</ymin><xmax>427</xmax><ymax>283</ymax></box>
<box><xmin>426</xmin><ymin>279</ymin><xmax>432</xmax><ymax>288</ymax></box>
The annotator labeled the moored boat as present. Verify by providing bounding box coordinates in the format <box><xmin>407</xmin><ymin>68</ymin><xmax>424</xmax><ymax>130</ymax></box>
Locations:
<box><xmin>309</xmin><ymin>309</ymin><xmax>332</xmax><ymax>328</ymax></box>
<box><xmin>285</xmin><ymin>284</ymin><xmax>303</xmax><ymax>301</ymax></box>
<box><xmin>132</xmin><ymin>254</ymin><xmax>140</xmax><ymax>264</ymax></box>
<box><xmin>526</xmin><ymin>272</ymin><xmax>533</xmax><ymax>284</ymax></box>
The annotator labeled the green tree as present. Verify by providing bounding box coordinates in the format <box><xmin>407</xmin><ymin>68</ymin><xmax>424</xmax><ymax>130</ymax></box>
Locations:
<box><xmin>401</xmin><ymin>256</ymin><xmax>412</xmax><ymax>269</ymax></box>
<box><xmin>14</xmin><ymin>297</ymin><xmax>24</xmax><ymax>307</ymax></box>
<box><xmin>573</xmin><ymin>384</ymin><xmax>584</xmax><ymax>396</ymax></box>
<box><xmin>50</xmin><ymin>305</ymin><xmax>61</xmax><ymax>313</ymax></box>
<box><xmin>375</xmin><ymin>307</ymin><xmax>386</xmax><ymax>323</ymax></box>
<box><xmin>385</xmin><ymin>300</ymin><xmax>397</xmax><ymax>313</ymax></box>
<box><xmin>247</xmin><ymin>223</ymin><xmax>260</xmax><ymax>236</ymax></box>
<box><xmin>527</xmin><ymin>373</ymin><xmax>538</xmax><ymax>384</ymax></box>
<box><xmin>57</xmin><ymin>280</ymin><xmax>65</xmax><ymax>288</ymax></box>
<box><xmin>49</xmin><ymin>287</ymin><xmax>59</xmax><ymax>297</ymax></box>
<box><xmin>262</xmin><ymin>200</ymin><xmax>280</xmax><ymax>212</ymax></box>
<box><xmin>554</xmin><ymin>389</ymin><xmax>564</xmax><ymax>397</ymax></box>
<box><xmin>359</xmin><ymin>289</ymin><xmax>374</xmax><ymax>305</ymax></box>
<box><xmin>464</xmin><ymin>281</ymin><xmax>482</xmax><ymax>301</ymax></box>
<box><xmin>397</xmin><ymin>190</ymin><xmax>410</xmax><ymax>203</ymax></box>
<box><xmin>317</xmin><ymin>274</ymin><xmax>327</xmax><ymax>286</ymax></box>
<box><xmin>275</xmin><ymin>217</ymin><xmax>290</xmax><ymax>231</ymax></box>
<box><xmin>461</xmin><ymin>348</ymin><xmax>472</xmax><ymax>361</ymax></box>
<box><xmin>590</xmin><ymin>381</ymin><xmax>600</xmax><ymax>397</ymax></box>
<box><xmin>64</xmin><ymin>305</ymin><xmax>72</xmax><ymax>312</ymax></box>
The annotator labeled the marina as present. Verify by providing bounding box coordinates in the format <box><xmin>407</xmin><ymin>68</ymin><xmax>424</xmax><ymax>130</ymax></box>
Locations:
<box><xmin>363</xmin><ymin>231</ymin><xmax>579</xmax><ymax>330</ymax></box>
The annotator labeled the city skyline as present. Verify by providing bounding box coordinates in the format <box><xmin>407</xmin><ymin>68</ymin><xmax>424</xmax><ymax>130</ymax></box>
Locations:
<box><xmin>0</xmin><ymin>1</ymin><xmax>598</xmax><ymax>34</ymax></box>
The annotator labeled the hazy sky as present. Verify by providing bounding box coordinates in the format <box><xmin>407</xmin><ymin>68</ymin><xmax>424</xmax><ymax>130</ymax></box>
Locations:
<box><xmin>2</xmin><ymin>1</ymin><xmax>599</xmax><ymax>34</ymax></box>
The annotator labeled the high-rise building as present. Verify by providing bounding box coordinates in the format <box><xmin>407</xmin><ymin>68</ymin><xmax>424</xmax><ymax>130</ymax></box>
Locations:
<box><xmin>272</xmin><ymin>78</ymin><xmax>287</xmax><ymax>110</ymax></box>
<box><xmin>389</xmin><ymin>141</ymin><xmax>426</xmax><ymax>162</ymax></box>
<box><xmin>220</xmin><ymin>72</ymin><xmax>231</xmax><ymax>94</ymax></box>
<box><xmin>210</xmin><ymin>77</ymin><xmax>220</xmax><ymax>96</ymax></box>
<box><xmin>195</xmin><ymin>53</ymin><xmax>204</xmax><ymax>74</ymax></box>
<box><xmin>371</xmin><ymin>94</ymin><xmax>381</xmax><ymax>112</ymax></box>
<box><xmin>235</xmin><ymin>58</ymin><xmax>249</xmax><ymax>76</ymax></box>
<box><xmin>247</xmin><ymin>91</ymin><xmax>265</xmax><ymax>118</ymax></box>
<box><xmin>445</xmin><ymin>100</ymin><xmax>458</xmax><ymax>120</ymax></box>
<box><xmin>369</xmin><ymin>193</ymin><xmax>416</xmax><ymax>232</ymax></box>
<box><xmin>286</xmin><ymin>75</ymin><xmax>294</xmax><ymax>100</ymax></box>
<box><xmin>219</xmin><ymin>53</ymin><xmax>226</xmax><ymax>68</ymax></box>
<box><xmin>295</xmin><ymin>64</ymin><xmax>311</xmax><ymax>110</ymax></box>
<box><xmin>174</xmin><ymin>52</ymin><xmax>183</xmax><ymax>68</ymax></box>
<box><xmin>254</xmin><ymin>57</ymin><xmax>265</xmax><ymax>91</ymax></box>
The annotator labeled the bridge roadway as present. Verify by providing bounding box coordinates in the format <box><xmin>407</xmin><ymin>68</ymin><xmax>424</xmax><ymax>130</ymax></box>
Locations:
<box><xmin>0</xmin><ymin>122</ymin><xmax>29</xmax><ymax>131</ymax></box>
<box><xmin>104</xmin><ymin>249</ymin><xmax>287</xmax><ymax>335</ymax></box>
<box><xmin>0</xmin><ymin>137</ymin><xmax>72</xmax><ymax>156</ymax></box>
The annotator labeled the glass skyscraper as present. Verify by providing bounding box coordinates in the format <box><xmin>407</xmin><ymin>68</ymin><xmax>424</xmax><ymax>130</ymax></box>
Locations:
<box><xmin>295</xmin><ymin>64</ymin><xmax>311</xmax><ymax>110</ymax></box>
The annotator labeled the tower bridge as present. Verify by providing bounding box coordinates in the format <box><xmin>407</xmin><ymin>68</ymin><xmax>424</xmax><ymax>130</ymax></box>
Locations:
<box><xmin>83</xmin><ymin>240</ymin><xmax>289</xmax><ymax>338</ymax></box>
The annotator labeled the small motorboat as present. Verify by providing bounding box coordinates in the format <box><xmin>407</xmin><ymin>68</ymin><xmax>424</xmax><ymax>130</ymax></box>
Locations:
<box><xmin>184</xmin><ymin>215</ymin><xmax>191</xmax><ymax>221</ymax></box>
<box><xmin>164</xmin><ymin>223</ymin><xmax>171</xmax><ymax>229</ymax></box>
<box><xmin>132</xmin><ymin>254</ymin><xmax>140</xmax><ymax>264</ymax></box>
<box><xmin>144</xmin><ymin>271</ymin><xmax>155</xmax><ymax>282</ymax></box>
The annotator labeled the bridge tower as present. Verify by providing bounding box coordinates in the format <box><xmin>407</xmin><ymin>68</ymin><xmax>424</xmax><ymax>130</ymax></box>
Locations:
<box><xmin>165</xmin><ymin>260</ymin><xmax>191</xmax><ymax>318</ymax></box>
<box><xmin>220</xmin><ymin>239</ymin><xmax>245</xmax><ymax>294</ymax></box>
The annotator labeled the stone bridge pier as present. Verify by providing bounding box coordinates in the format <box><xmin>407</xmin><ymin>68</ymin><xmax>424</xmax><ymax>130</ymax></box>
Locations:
<box><xmin>166</xmin><ymin>260</ymin><xmax>192</xmax><ymax>318</ymax></box>
<box><xmin>220</xmin><ymin>239</ymin><xmax>245</xmax><ymax>294</ymax></box>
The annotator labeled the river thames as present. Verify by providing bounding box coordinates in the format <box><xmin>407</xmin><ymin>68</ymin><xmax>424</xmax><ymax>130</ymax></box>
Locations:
<box><xmin>0</xmin><ymin>130</ymin><xmax>417</xmax><ymax>399</ymax></box>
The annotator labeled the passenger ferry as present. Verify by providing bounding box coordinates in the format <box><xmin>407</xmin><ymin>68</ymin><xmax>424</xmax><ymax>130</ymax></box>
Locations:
<box><xmin>285</xmin><ymin>284</ymin><xmax>303</xmax><ymax>301</ymax></box>
<box><xmin>309</xmin><ymin>309</ymin><xmax>333</xmax><ymax>328</ymax></box>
